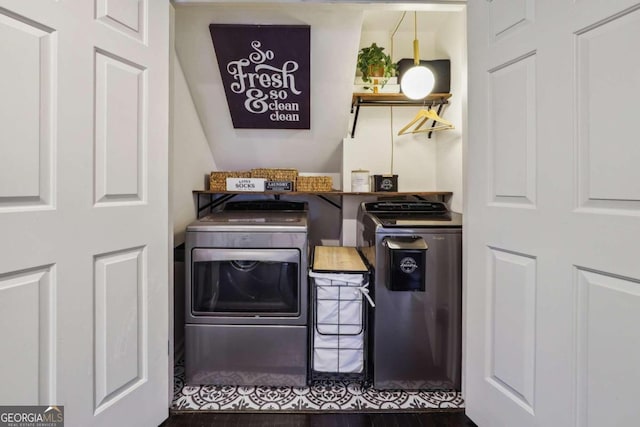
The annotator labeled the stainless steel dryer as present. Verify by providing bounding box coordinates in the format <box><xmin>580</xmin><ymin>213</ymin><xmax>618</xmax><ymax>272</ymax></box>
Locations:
<box><xmin>185</xmin><ymin>200</ymin><xmax>309</xmax><ymax>387</ymax></box>
<box><xmin>357</xmin><ymin>200</ymin><xmax>462</xmax><ymax>390</ymax></box>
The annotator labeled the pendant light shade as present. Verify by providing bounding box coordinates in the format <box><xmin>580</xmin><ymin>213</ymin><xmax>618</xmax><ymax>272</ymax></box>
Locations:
<box><xmin>401</xmin><ymin>65</ymin><xmax>435</xmax><ymax>100</ymax></box>
<box><xmin>400</xmin><ymin>12</ymin><xmax>435</xmax><ymax>100</ymax></box>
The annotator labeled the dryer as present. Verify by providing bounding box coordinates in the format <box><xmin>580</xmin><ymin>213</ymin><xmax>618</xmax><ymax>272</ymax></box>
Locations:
<box><xmin>185</xmin><ymin>201</ymin><xmax>309</xmax><ymax>386</ymax></box>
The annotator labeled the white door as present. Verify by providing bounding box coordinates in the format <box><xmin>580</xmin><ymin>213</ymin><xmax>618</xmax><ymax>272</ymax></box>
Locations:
<box><xmin>0</xmin><ymin>1</ymin><xmax>169</xmax><ymax>426</ymax></box>
<box><xmin>466</xmin><ymin>0</ymin><xmax>640</xmax><ymax>426</ymax></box>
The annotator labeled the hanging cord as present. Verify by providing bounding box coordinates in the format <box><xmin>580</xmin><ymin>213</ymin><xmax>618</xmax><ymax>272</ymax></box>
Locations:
<box><xmin>389</xmin><ymin>11</ymin><xmax>409</xmax><ymax>175</ymax></box>
<box><xmin>390</xmin><ymin>106</ymin><xmax>394</xmax><ymax>174</ymax></box>
<box><xmin>390</xmin><ymin>11</ymin><xmax>407</xmax><ymax>61</ymax></box>
<box><xmin>413</xmin><ymin>11</ymin><xmax>420</xmax><ymax>65</ymax></box>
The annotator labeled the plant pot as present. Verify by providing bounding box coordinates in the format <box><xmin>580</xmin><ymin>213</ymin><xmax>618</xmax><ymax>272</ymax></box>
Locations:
<box><xmin>368</xmin><ymin>64</ymin><xmax>385</xmax><ymax>78</ymax></box>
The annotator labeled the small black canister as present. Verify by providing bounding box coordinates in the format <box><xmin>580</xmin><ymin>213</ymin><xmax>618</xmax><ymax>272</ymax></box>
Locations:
<box><xmin>383</xmin><ymin>236</ymin><xmax>428</xmax><ymax>291</ymax></box>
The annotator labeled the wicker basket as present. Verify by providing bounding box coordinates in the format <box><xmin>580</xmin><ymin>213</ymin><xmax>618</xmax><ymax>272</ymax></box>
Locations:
<box><xmin>209</xmin><ymin>171</ymin><xmax>251</xmax><ymax>191</ymax></box>
<box><xmin>250</xmin><ymin>168</ymin><xmax>299</xmax><ymax>182</ymax></box>
<box><xmin>296</xmin><ymin>176</ymin><xmax>333</xmax><ymax>192</ymax></box>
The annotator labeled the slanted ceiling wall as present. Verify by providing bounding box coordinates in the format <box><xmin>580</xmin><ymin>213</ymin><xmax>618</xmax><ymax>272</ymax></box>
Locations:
<box><xmin>174</xmin><ymin>5</ymin><xmax>363</xmax><ymax>172</ymax></box>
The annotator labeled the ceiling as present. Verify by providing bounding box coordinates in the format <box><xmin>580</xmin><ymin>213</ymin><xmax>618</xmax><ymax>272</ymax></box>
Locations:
<box><xmin>361</xmin><ymin>10</ymin><xmax>460</xmax><ymax>33</ymax></box>
<box><xmin>171</xmin><ymin>1</ymin><xmax>465</xmax><ymax>34</ymax></box>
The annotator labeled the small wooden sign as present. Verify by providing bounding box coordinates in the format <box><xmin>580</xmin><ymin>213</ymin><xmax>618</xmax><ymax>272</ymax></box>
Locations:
<box><xmin>265</xmin><ymin>181</ymin><xmax>293</xmax><ymax>191</ymax></box>
<box><xmin>226</xmin><ymin>178</ymin><xmax>266</xmax><ymax>192</ymax></box>
<box><xmin>209</xmin><ymin>24</ymin><xmax>311</xmax><ymax>130</ymax></box>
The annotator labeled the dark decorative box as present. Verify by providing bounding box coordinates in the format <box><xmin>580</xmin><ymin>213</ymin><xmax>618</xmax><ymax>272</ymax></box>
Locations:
<box><xmin>373</xmin><ymin>174</ymin><xmax>398</xmax><ymax>192</ymax></box>
<box><xmin>265</xmin><ymin>180</ymin><xmax>294</xmax><ymax>191</ymax></box>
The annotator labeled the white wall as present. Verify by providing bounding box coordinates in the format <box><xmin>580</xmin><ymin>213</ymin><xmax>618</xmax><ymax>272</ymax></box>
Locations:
<box><xmin>434</xmin><ymin>11</ymin><xmax>465</xmax><ymax>213</ymax></box>
<box><xmin>174</xmin><ymin>4</ymin><xmax>363</xmax><ymax>173</ymax></box>
<box><xmin>171</xmin><ymin>54</ymin><xmax>218</xmax><ymax>245</ymax></box>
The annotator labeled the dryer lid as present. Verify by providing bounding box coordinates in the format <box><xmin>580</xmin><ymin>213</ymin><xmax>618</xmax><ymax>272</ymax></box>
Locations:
<box><xmin>187</xmin><ymin>211</ymin><xmax>308</xmax><ymax>232</ymax></box>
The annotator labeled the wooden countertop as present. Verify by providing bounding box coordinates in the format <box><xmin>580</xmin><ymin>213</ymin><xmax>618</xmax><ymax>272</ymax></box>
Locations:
<box><xmin>312</xmin><ymin>246</ymin><xmax>368</xmax><ymax>273</ymax></box>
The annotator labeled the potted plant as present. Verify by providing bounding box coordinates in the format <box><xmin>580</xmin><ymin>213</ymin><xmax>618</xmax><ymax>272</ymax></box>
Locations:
<box><xmin>357</xmin><ymin>42</ymin><xmax>396</xmax><ymax>84</ymax></box>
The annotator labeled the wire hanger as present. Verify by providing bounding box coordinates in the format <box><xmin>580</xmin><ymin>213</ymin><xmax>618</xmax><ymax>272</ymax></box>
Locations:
<box><xmin>397</xmin><ymin>106</ymin><xmax>454</xmax><ymax>135</ymax></box>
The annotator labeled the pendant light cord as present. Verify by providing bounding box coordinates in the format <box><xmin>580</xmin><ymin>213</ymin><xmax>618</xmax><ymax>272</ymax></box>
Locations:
<box><xmin>413</xmin><ymin>11</ymin><xmax>420</xmax><ymax>66</ymax></box>
<box><xmin>390</xmin><ymin>11</ymin><xmax>407</xmax><ymax>60</ymax></box>
<box><xmin>389</xmin><ymin>12</ymin><xmax>408</xmax><ymax>176</ymax></box>
<box><xmin>390</xmin><ymin>106</ymin><xmax>394</xmax><ymax>174</ymax></box>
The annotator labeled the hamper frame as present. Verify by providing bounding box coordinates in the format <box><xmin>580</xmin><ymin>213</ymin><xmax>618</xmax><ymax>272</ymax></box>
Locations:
<box><xmin>308</xmin><ymin>250</ymin><xmax>372</xmax><ymax>384</ymax></box>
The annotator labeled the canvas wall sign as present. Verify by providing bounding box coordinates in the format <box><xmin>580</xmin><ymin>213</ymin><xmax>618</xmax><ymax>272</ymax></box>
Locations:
<box><xmin>209</xmin><ymin>24</ymin><xmax>311</xmax><ymax>129</ymax></box>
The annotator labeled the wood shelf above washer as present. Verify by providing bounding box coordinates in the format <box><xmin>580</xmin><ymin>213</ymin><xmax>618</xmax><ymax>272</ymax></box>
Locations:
<box><xmin>193</xmin><ymin>190</ymin><xmax>452</xmax><ymax>196</ymax></box>
<box><xmin>192</xmin><ymin>190</ymin><xmax>453</xmax><ymax>218</ymax></box>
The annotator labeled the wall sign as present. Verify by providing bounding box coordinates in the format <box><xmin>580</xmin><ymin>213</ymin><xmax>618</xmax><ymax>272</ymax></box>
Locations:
<box><xmin>209</xmin><ymin>24</ymin><xmax>311</xmax><ymax>129</ymax></box>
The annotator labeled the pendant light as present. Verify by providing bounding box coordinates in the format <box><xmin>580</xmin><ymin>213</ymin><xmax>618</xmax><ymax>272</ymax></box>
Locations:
<box><xmin>400</xmin><ymin>12</ymin><xmax>435</xmax><ymax>100</ymax></box>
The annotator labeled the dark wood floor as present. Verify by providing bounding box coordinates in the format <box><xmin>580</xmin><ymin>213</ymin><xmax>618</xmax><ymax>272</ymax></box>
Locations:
<box><xmin>160</xmin><ymin>411</ymin><xmax>477</xmax><ymax>427</ymax></box>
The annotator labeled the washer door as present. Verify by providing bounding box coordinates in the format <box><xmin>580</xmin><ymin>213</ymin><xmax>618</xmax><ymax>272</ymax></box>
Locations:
<box><xmin>190</xmin><ymin>248</ymin><xmax>300</xmax><ymax>318</ymax></box>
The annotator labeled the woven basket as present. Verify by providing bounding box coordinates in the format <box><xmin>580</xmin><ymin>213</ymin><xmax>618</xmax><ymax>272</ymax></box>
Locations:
<box><xmin>296</xmin><ymin>176</ymin><xmax>333</xmax><ymax>192</ymax></box>
<box><xmin>250</xmin><ymin>168</ymin><xmax>299</xmax><ymax>182</ymax></box>
<box><xmin>209</xmin><ymin>171</ymin><xmax>251</xmax><ymax>191</ymax></box>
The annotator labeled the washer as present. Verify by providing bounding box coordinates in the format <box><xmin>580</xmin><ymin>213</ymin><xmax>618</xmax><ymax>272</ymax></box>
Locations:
<box><xmin>357</xmin><ymin>200</ymin><xmax>462</xmax><ymax>390</ymax></box>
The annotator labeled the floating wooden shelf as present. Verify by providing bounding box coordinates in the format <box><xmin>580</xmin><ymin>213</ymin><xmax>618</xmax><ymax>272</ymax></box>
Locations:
<box><xmin>352</xmin><ymin>92</ymin><xmax>452</xmax><ymax>106</ymax></box>
<box><xmin>350</xmin><ymin>92</ymin><xmax>453</xmax><ymax>139</ymax></box>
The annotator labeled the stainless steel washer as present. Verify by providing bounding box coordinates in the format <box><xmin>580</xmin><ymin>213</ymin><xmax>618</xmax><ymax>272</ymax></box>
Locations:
<box><xmin>185</xmin><ymin>201</ymin><xmax>309</xmax><ymax>386</ymax></box>
<box><xmin>357</xmin><ymin>200</ymin><xmax>462</xmax><ymax>390</ymax></box>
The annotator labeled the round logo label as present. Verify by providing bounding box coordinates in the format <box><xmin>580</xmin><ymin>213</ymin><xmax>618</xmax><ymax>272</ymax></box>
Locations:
<box><xmin>381</xmin><ymin>178</ymin><xmax>393</xmax><ymax>190</ymax></box>
<box><xmin>400</xmin><ymin>257</ymin><xmax>418</xmax><ymax>274</ymax></box>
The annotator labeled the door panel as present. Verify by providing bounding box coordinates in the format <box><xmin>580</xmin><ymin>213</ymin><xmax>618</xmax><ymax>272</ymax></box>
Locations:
<box><xmin>0</xmin><ymin>265</ymin><xmax>55</xmax><ymax>405</ymax></box>
<box><xmin>575</xmin><ymin>6</ymin><xmax>640</xmax><ymax>212</ymax></box>
<box><xmin>0</xmin><ymin>1</ymin><xmax>168</xmax><ymax>426</ymax></box>
<box><xmin>96</xmin><ymin>0</ymin><xmax>147</xmax><ymax>41</ymax></box>
<box><xmin>467</xmin><ymin>1</ymin><xmax>640</xmax><ymax>426</ymax></box>
<box><xmin>0</xmin><ymin>8</ymin><xmax>55</xmax><ymax>210</ymax></box>
<box><xmin>487</xmin><ymin>248</ymin><xmax>536</xmax><ymax>413</ymax></box>
<box><xmin>94</xmin><ymin>48</ymin><xmax>146</xmax><ymax>204</ymax></box>
<box><xmin>489</xmin><ymin>0</ymin><xmax>533</xmax><ymax>41</ymax></box>
<box><xmin>94</xmin><ymin>247</ymin><xmax>147</xmax><ymax>415</ymax></box>
<box><xmin>576</xmin><ymin>269</ymin><xmax>640</xmax><ymax>427</ymax></box>
<box><xmin>488</xmin><ymin>52</ymin><xmax>536</xmax><ymax>207</ymax></box>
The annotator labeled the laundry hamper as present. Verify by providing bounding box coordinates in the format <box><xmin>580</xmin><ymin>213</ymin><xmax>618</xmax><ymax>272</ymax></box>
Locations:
<box><xmin>308</xmin><ymin>246</ymin><xmax>374</xmax><ymax>383</ymax></box>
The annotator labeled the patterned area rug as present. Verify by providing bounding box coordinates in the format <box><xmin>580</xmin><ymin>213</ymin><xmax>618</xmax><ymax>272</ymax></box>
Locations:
<box><xmin>172</xmin><ymin>360</ymin><xmax>464</xmax><ymax>412</ymax></box>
